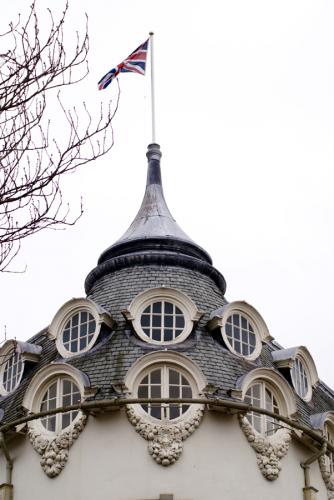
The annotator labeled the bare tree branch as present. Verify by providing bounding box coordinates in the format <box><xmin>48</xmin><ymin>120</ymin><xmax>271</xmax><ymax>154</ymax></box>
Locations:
<box><xmin>0</xmin><ymin>1</ymin><xmax>119</xmax><ymax>271</ymax></box>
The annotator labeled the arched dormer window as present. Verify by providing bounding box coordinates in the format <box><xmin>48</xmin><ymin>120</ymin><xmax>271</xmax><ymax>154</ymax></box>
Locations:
<box><xmin>125</xmin><ymin>351</ymin><xmax>206</xmax><ymax>424</ymax></box>
<box><xmin>232</xmin><ymin>367</ymin><xmax>297</xmax><ymax>435</ymax></box>
<box><xmin>208</xmin><ymin>301</ymin><xmax>272</xmax><ymax>361</ymax></box>
<box><xmin>272</xmin><ymin>346</ymin><xmax>318</xmax><ymax>402</ymax></box>
<box><xmin>48</xmin><ymin>298</ymin><xmax>114</xmax><ymax>358</ymax></box>
<box><xmin>124</xmin><ymin>288</ymin><xmax>202</xmax><ymax>346</ymax></box>
<box><xmin>0</xmin><ymin>340</ymin><xmax>41</xmax><ymax>396</ymax></box>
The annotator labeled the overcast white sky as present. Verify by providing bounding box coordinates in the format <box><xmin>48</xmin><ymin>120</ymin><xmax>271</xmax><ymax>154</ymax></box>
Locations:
<box><xmin>1</xmin><ymin>1</ymin><xmax>334</xmax><ymax>387</ymax></box>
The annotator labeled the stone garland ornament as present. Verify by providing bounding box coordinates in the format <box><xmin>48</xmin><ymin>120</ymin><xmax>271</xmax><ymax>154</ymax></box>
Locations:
<box><xmin>238</xmin><ymin>414</ymin><xmax>291</xmax><ymax>480</ymax></box>
<box><xmin>126</xmin><ymin>406</ymin><xmax>204</xmax><ymax>466</ymax></box>
<box><xmin>27</xmin><ymin>414</ymin><xmax>87</xmax><ymax>478</ymax></box>
<box><xmin>318</xmin><ymin>455</ymin><xmax>334</xmax><ymax>499</ymax></box>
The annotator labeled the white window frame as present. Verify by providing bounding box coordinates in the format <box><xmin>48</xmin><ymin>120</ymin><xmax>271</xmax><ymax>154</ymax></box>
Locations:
<box><xmin>135</xmin><ymin>363</ymin><xmax>195</xmax><ymax>423</ymax></box>
<box><xmin>0</xmin><ymin>342</ymin><xmax>24</xmax><ymax>396</ymax></box>
<box><xmin>124</xmin><ymin>288</ymin><xmax>202</xmax><ymax>346</ymax></box>
<box><xmin>22</xmin><ymin>363</ymin><xmax>91</xmax><ymax>437</ymax></box>
<box><xmin>244</xmin><ymin>380</ymin><xmax>281</xmax><ymax>435</ymax></box>
<box><xmin>125</xmin><ymin>351</ymin><xmax>206</xmax><ymax>425</ymax></box>
<box><xmin>232</xmin><ymin>367</ymin><xmax>297</xmax><ymax>421</ymax></box>
<box><xmin>39</xmin><ymin>376</ymin><xmax>81</xmax><ymax>434</ymax></box>
<box><xmin>272</xmin><ymin>346</ymin><xmax>318</xmax><ymax>402</ymax></box>
<box><xmin>48</xmin><ymin>297</ymin><xmax>114</xmax><ymax>359</ymax></box>
<box><xmin>207</xmin><ymin>301</ymin><xmax>272</xmax><ymax>361</ymax></box>
<box><xmin>291</xmin><ymin>356</ymin><xmax>311</xmax><ymax>401</ymax></box>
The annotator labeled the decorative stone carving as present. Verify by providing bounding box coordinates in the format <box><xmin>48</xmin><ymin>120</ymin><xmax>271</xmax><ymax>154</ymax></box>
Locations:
<box><xmin>319</xmin><ymin>455</ymin><xmax>334</xmax><ymax>499</ymax></box>
<box><xmin>28</xmin><ymin>414</ymin><xmax>87</xmax><ymax>477</ymax></box>
<box><xmin>238</xmin><ymin>414</ymin><xmax>291</xmax><ymax>480</ymax></box>
<box><xmin>126</xmin><ymin>406</ymin><xmax>204</xmax><ymax>466</ymax></box>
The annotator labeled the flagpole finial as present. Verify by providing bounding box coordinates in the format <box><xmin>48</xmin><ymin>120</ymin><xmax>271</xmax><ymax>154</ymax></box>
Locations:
<box><xmin>149</xmin><ymin>31</ymin><xmax>154</xmax><ymax>36</ymax></box>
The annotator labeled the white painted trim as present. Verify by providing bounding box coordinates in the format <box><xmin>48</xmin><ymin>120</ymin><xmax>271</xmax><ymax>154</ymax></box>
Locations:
<box><xmin>0</xmin><ymin>340</ymin><xmax>25</xmax><ymax>396</ymax></box>
<box><xmin>207</xmin><ymin>301</ymin><xmax>272</xmax><ymax>361</ymax></box>
<box><xmin>272</xmin><ymin>346</ymin><xmax>318</xmax><ymax>402</ymax></box>
<box><xmin>22</xmin><ymin>362</ymin><xmax>90</xmax><ymax>437</ymax></box>
<box><xmin>125</xmin><ymin>287</ymin><xmax>202</xmax><ymax>346</ymax></box>
<box><xmin>125</xmin><ymin>351</ymin><xmax>207</xmax><ymax>425</ymax></box>
<box><xmin>48</xmin><ymin>297</ymin><xmax>114</xmax><ymax>358</ymax></box>
<box><xmin>233</xmin><ymin>367</ymin><xmax>297</xmax><ymax>418</ymax></box>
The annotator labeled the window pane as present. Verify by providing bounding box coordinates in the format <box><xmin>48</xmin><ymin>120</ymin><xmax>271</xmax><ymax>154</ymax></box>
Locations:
<box><xmin>151</xmin><ymin>386</ymin><xmax>161</xmax><ymax>398</ymax></box>
<box><xmin>152</xmin><ymin>302</ymin><xmax>161</xmax><ymax>313</ymax></box>
<box><xmin>163</xmin><ymin>329</ymin><xmax>173</xmax><ymax>341</ymax></box>
<box><xmin>232</xmin><ymin>314</ymin><xmax>240</xmax><ymax>326</ymax></box>
<box><xmin>169</xmin><ymin>386</ymin><xmax>180</xmax><ymax>398</ymax></box>
<box><xmin>164</xmin><ymin>315</ymin><xmax>173</xmax><ymax>328</ymax></box>
<box><xmin>150</xmin><ymin>370</ymin><xmax>161</xmax><ymax>384</ymax></box>
<box><xmin>182</xmin><ymin>386</ymin><xmax>192</xmax><ymax>398</ymax></box>
<box><xmin>62</xmin><ymin>413</ymin><xmax>71</xmax><ymax>429</ymax></box>
<box><xmin>63</xmin><ymin>380</ymin><xmax>71</xmax><ymax>394</ymax></box>
<box><xmin>164</xmin><ymin>302</ymin><xmax>173</xmax><ymax>314</ymax></box>
<box><xmin>152</xmin><ymin>329</ymin><xmax>161</xmax><ymax>341</ymax></box>
<box><xmin>151</xmin><ymin>406</ymin><xmax>162</xmax><ymax>419</ymax></box>
<box><xmin>72</xmin><ymin>314</ymin><xmax>79</xmax><ymax>327</ymax></box>
<box><xmin>80</xmin><ymin>337</ymin><xmax>87</xmax><ymax>350</ymax></box>
<box><xmin>71</xmin><ymin>326</ymin><xmax>78</xmax><ymax>340</ymax></box>
<box><xmin>70</xmin><ymin>341</ymin><xmax>78</xmax><ymax>352</ymax></box>
<box><xmin>169</xmin><ymin>405</ymin><xmax>180</xmax><ymax>420</ymax></box>
<box><xmin>169</xmin><ymin>370</ymin><xmax>179</xmax><ymax>385</ymax></box>
<box><xmin>63</xmin><ymin>330</ymin><xmax>70</xmax><ymax>343</ymax></box>
<box><xmin>138</xmin><ymin>386</ymin><xmax>148</xmax><ymax>398</ymax></box>
<box><xmin>81</xmin><ymin>311</ymin><xmax>88</xmax><ymax>323</ymax></box>
<box><xmin>175</xmin><ymin>316</ymin><xmax>185</xmax><ymax>329</ymax></box>
<box><xmin>141</xmin><ymin>315</ymin><xmax>150</xmax><ymax>327</ymax></box>
<box><xmin>152</xmin><ymin>315</ymin><xmax>161</xmax><ymax>327</ymax></box>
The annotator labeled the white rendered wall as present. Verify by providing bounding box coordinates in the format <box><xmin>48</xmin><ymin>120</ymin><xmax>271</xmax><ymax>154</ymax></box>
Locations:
<box><xmin>0</xmin><ymin>410</ymin><xmax>328</xmax><ymax>500</ymax></box>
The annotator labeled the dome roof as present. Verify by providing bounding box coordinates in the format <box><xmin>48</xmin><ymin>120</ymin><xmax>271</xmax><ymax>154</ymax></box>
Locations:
<box><xmin>85</xmin><ymin>144</ymin><xmax>226</xmax><ymax>294</ymax></box>
<box><xmin>98</xmin><ymin>144</ymin><xmax>212</xmax><ymax>264</ymax></box>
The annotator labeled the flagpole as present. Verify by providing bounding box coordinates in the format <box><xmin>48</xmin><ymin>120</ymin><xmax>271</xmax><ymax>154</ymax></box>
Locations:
<box><xmin>149</xmin><ymin>32</ymin><xmax>156</xmax><ymax>143</ymax></box>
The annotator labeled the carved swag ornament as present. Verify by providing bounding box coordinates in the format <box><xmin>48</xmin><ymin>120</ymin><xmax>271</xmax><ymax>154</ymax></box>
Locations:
<box><xmin>319</xmin><ymin>455</ymin><xmax>334</xmax><ymax>499</ymax></box>
<box><xmin>28</xmin><ymin>414</ymin><xmax>87</xmax><ymax>477</ymax></box>
<box><xmin>238</xmin><ymin>414</ymin><xmax>291</xmax><ymax>480</ymax></box>
<box><xmin>126</xmin><ymin>406</ymin><xmax>204</xmax><ymax>466</ymax></box>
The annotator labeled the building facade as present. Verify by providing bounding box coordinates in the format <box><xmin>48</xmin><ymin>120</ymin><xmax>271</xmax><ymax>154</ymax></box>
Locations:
<box><xmin>0</xmin><ymin>144</ymin><xmax>333</xmax><ymax>500</ymax></box>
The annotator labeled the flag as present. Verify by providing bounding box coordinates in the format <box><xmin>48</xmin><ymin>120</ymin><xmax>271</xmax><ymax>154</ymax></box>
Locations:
<box><xmin>98</xmin><ymin>39</ymin><xmax>149</xmax><ymax>90</ymax></box>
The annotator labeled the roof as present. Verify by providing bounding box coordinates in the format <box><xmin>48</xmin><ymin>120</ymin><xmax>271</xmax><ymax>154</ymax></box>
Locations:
<box><xmin>1</xmin><ymin>144</ymin><xmax>334</xmax><ymax>435</ymax></box>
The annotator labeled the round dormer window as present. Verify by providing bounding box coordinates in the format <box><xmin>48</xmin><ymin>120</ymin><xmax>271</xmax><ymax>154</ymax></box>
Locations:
<box><xmin>291</xmin><ymin>357</ymin><xmax>310</xmax><ymax>400</ymax></box>
<box><xmin>49</xmin><ymin>298</ymin><xmax>114</xmax><ymax>359</ymax></box>
<box><xmin>62</xmin><ymin>311</ymin><xmax>96</xmax><ymax>354</ymax></box>
<box><xmin>126</xmin><ymin>288</ymin><xmax>202</xmax><ymax>346</ymax></box>
<box><xmin>225</xmin><ymin>313</ymin><xmax>257</xmax><ymax>357</ymax></box>
<box><xmin>140</xmin><ymin>301</ymin><xmax>186</xmax><ymax>343</ymax></box>
<box><xmin>2</xmin><ymin>351</ymin><xmax>24</xmax><ymax>394</ymax></box>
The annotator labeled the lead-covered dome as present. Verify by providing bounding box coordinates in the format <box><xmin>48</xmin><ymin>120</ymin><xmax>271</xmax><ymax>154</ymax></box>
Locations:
<box><xmin>85</xmin><ymin>144</ymin><xmax>226</xmax><ymax>294</ymax></box>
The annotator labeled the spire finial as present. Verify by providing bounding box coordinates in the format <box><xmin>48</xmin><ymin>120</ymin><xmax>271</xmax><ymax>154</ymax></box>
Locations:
<box><xmin>146</xmin><ymin>143</ymin><xmax>162</xmax><ymax>162</ymax></box>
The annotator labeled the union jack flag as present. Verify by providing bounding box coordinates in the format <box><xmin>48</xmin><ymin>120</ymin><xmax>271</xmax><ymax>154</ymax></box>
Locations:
<box><xmin>98</xmin><ymin>39</ymin><xmax>149</xmax><ymax>90</ymax></box>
